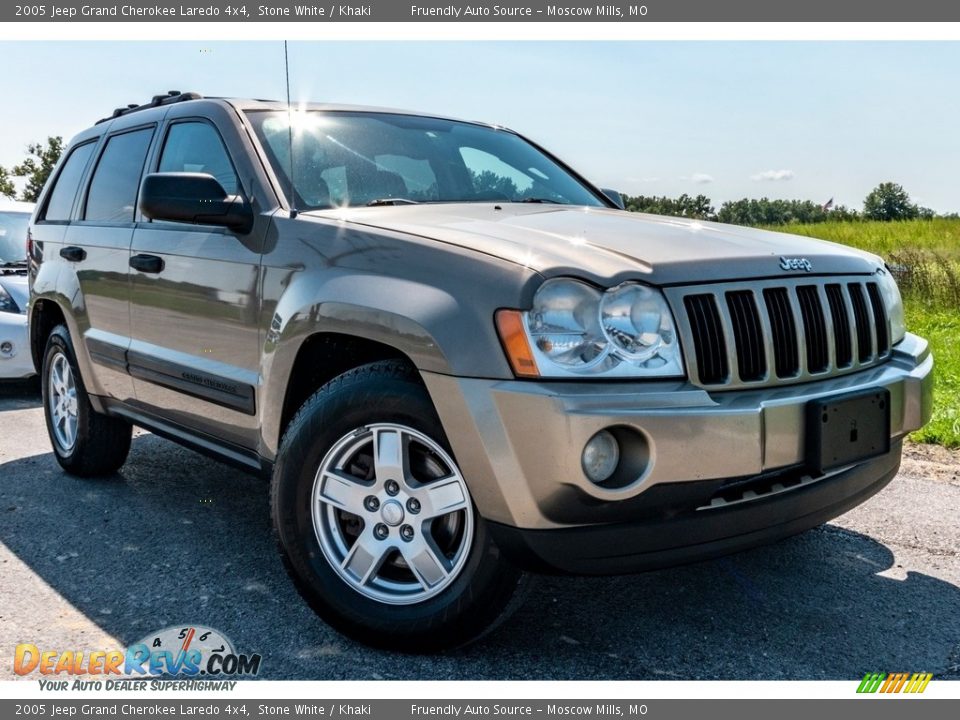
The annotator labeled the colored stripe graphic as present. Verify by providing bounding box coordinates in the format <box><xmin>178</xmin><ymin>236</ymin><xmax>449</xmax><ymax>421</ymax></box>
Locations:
<box><xmin>892</xmin><ymin>673</ymin><xmax>909</xmax><ymax>693</ymax></box>
<box><xmin>880</xmin><ymin>673</ymin><xmax>896</xmax><ymax>693</ymax></box>
<box><xmin>857</xmin><ymin>672</ymin><xmax>931</xmax><ymax>693</ymax></box>
<box><xmin>857</xmin><ymin>672</ymin><xmax>885</xmax><ymax>693</ymax></box>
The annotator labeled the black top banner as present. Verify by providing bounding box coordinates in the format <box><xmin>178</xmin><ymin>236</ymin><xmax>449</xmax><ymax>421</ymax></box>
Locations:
<box><xmin>5</xmin><ymin>0</ymin><xmax>960</xmax><ymax>22</ymax></box>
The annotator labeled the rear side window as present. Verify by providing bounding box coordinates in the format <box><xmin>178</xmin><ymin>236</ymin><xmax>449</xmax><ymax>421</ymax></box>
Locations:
<box><xmin>84</xmin><ymin>127</ymin><xmax>154</xmax><ymax>224</ymax></box>
<box><xmin>158</xmin><ymin>122</ymin><xmax>238</xmax><ymax>195</ymax></box>
<box><xmin>43</xmin><ymin>141</ymin><xmax>96</xmax><ymax>222</ymax></box>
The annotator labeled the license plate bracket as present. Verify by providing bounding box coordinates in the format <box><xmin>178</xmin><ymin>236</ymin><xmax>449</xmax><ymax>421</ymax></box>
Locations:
<box><xmin>806</xmin><ymin>388</ymin><xmax>891</xmax><ymax>474</ymax></box>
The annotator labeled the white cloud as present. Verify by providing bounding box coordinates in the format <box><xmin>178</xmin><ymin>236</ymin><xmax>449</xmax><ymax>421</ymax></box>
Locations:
<box><xmin>751</xmin><ymin>169</ymin><xmax>795</xmax><ymax>182</ymax></box>
<box><xmin>690</xmin><ymin>173</ymin><xmax>714</xmax><ymax>185</ymax></box>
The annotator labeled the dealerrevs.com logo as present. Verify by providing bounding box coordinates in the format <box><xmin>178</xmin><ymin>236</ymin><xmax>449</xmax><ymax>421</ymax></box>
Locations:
<box><xmin>14</xmin><ymin>625</ymin><xmax>262</xmax><ymax>689</ymax></box>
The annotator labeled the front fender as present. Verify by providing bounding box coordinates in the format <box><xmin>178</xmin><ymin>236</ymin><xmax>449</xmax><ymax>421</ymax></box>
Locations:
<box><xmin>256</xmin><ymin>215</ymin><xmax>540</xmax><ymax>458</ymax></box>
<box><xmin>259</xmin><ymin>288</ymin><xmax>456</xmax><ymax>457</ymax></box>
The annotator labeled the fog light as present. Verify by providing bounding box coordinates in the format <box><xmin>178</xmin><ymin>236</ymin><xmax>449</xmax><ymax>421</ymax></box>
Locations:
<box><xmin>582</xmin><ymin>430</ymin><xmax>620</xmax><ymax>484</ymax></box>
<box><xmin>0</xmin><ymin>341</ymin><xmax>13</xmax><ymax>357</ymax></box>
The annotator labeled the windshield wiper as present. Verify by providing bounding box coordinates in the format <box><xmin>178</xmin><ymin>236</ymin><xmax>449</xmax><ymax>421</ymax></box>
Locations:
<box><xmin>1</xmin><ymin>260</ymin><xmax>28</xmax><ymax>269</ymax></box>
<box><xmin>366</xmin><ymin>198</ymin><xmax>419</xmax><ymax>207</ymax></box>
<box><xmin>516</xmin><ymin>197</ymin><xmax>562</xmax><ymax>204</ymax></box>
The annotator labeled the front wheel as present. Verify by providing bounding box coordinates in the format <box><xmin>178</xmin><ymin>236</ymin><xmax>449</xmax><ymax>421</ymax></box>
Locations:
<box><xmin>271</xmin><ymin>360</ymin><xmax>528</xmax><ymax>651</ymax></box>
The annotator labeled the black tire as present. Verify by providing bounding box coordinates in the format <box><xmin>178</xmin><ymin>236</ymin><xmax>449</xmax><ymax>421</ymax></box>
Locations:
<box><xmin>41</xmin><ymin>324</ymin><xmax>132</xmax><ymax>477</ymax></box>
<box><xmin>271</xmin><ymin>360</ymin><xmax>529</xmax><ymax>652</ymax></box>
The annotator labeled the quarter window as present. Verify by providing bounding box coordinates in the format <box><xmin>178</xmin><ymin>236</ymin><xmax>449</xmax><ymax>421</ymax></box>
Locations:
<box><xmin>84</xmin><ymin>128</ymin><xmax>154</xmax><ymax>223</ymax></box>
<box><xmin>43</xmin><ymin>141</ymin><xmax>96</xmax><ymax>222</ymax></box>
<box><xmin>158</xmin><ymin>122</ymin><xmax>238</xmax><ymax>195</ymax></box>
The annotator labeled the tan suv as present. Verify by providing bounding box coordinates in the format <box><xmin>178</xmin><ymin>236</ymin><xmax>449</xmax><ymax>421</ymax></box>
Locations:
<box><xmin>28</xmin><ymin>92</ymin><xmax>933</xmax><ymax>651</ymax></box>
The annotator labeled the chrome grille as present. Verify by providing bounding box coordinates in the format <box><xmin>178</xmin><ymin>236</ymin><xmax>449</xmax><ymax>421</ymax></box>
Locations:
<box><xmin>667</xmin><ymin>276</ymin><xmax>892</xmax><ymax>389</ymax></box>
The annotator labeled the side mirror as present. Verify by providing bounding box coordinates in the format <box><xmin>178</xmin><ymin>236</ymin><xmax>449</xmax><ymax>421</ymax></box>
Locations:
<box><xmin>600</xmin><ymin>188</ymin><xmax>625</xmax><ymax>210</ymax></box>
<box><xmin>139</xmin><ymin>172</ymin><xmax>254</xmax><ymax>235</ymax></box>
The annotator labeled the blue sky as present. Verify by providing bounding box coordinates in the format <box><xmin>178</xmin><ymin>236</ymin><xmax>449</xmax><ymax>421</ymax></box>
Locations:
<box><xmin>1</xmin><ymin>41</ymin><xmax>958</xmax><ymax>212</ymax></box>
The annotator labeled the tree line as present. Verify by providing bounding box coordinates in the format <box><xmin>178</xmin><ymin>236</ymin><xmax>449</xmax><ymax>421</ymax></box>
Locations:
<box><xmin>623</xmin><ymin>182</ymin><xmax>945</xmax><ymax>225</ymax></box>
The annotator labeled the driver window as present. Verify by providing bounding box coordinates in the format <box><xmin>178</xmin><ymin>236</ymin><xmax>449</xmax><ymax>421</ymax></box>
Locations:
<box><xmin>158</xmin><ymin>122</ymin><xmax>239</xmax><ymax>195</ymax></box>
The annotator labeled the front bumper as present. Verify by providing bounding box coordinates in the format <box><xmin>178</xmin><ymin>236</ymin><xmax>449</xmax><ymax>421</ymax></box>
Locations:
<box><xmin>422</xmin><ymin>332</ymin><xmax>933</xmax><ymax>570</ymax></box>
<box><xmin>0</xmin><ymin>312</ymin><xmax>35</xmax><ymax>379</ymax></box>
<box><xmin>488</xmin><ymin>443</ymin><xmax>901</xmax><ymax>574</ymax></box>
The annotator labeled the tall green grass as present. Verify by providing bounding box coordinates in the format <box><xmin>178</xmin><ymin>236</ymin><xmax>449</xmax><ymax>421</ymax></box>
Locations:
<box><xmin>765</xmin><ymin>219</ymin><xmax>960</xmax><ymax>447</ymax></box>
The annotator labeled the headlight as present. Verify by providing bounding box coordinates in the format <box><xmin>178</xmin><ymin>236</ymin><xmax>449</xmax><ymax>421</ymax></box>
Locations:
<box><xmin>876</xmin><ymin>267</ymin><xmax>906</xmax><ymax>345</ymax></box>
<box><xmin>528</xmin><ymin>279</ymin><xmax>607</xmax><ymax>369</ymax></box>
<box><xmin>496</xmin><ymin>278</ymin><xmax>685</xmax><ymax>379</ymax></box>
<box><xmin>0</xmin><ymin>285</ymin><xmax>19</xmax><ymax>314</ymax></box>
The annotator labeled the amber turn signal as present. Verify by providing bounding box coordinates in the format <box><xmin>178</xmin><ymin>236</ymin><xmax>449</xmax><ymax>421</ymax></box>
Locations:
<box><xmin>495</xmin><ymin>309</ymin><xmax>540</xmax><ymax>378</ymax></box>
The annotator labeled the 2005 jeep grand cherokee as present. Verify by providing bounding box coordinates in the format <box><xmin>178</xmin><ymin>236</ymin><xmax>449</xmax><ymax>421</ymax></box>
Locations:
<box><xmin>28</xmin><ymin>92</ymin><xmax>933</xmax><ymax>651</ymax></box>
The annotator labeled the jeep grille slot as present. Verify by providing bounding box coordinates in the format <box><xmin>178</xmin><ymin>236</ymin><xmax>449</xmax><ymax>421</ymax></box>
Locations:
<box><xmin>825</xmin><ymin>284</ymin><xmax>853</xmax><ymax>368</ymax></box>
<box><xmin>673</xmin><ymin>276</ymin><xmax>892</xmax><ymax>390</ymax></box>
<box><xmin>763</xmin><ymin>287</ymin><xmax>800</xmax><ymax>378</ymax></box>
<box><xmin>684</xmin><ymin>294</ymin><xmax>728</xmax><ymax>384</ymax></box>
<box><xmin>866</xmin><ymin>282</ymin><xmax>890</xmax><ymax>356</ymax></box>
<box><xmin>796</xmin><ymin>285</ymin><xmax>829</xmax><ymax>373</ymax></box>
<box><xmin>848</xmin><ymin>282</ymin><xmax>873</xmax><ymax>362</ymax></box>
<box><xmin>726</xmin><ymin>291</ymin><xmax>765</xmax><ymax>381</ymax></box>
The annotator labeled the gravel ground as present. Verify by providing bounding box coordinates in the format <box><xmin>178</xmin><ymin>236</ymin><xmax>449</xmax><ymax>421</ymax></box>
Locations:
<box><xmin>1</xmin><ymin>379</ymin><xmax>958</xmax><ymax>681</ymax></box>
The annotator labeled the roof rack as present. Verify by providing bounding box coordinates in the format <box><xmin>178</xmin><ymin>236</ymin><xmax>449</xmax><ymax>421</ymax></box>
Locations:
<box><xmin>95</xmin><ymin>90</ymin><xmax>202</xmax><ymax>125</ymax></box>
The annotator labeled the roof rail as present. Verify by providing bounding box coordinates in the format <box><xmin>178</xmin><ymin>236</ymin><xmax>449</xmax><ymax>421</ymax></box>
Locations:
<box><xmin>95</xmin><ymin>91</ymin><xmax>202</xmax><ymax>125</ymax></box>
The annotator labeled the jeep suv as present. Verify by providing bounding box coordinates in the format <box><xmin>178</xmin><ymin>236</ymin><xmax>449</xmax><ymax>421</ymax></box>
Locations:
<box><xmin>28</xmin><ymin>92</ymin><xmax>933</xmax><ymax>651</ymax></box>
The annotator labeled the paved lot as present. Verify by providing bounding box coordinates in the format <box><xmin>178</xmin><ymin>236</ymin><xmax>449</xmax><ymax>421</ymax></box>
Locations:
<box><xmin>1</xmin><ymin>379</ymin><xmax>958</xmax><ymax>681</ymax></box>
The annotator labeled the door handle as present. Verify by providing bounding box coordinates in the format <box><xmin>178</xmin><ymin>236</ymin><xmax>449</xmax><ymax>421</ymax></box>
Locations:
<box><xmin>130</xmin><ymin>254</ymin><xmax>164</xmax><ymax>274</ymax></box>
<box><xmin>59</xmin><ymin>246</ymin><xmax>86</xmax><ymax>262</ymax></box>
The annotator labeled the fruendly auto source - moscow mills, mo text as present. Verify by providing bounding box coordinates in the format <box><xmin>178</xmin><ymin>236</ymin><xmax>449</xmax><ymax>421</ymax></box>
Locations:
<box><xmin>17</xmin><ymin>3</ymin><xmax>650</xmax><ymax>19</ymax></box>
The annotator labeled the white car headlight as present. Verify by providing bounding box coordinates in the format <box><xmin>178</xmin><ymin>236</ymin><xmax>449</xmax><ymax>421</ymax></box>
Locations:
<box><xmin>497</xmin><ymin>278</ymin><xmax>685</xmax><ymax>379</ymax></box>
<box><xmin>876</xmin><ymin>267</ymin><xmax>906</xmax><ymax>345</ymax></box>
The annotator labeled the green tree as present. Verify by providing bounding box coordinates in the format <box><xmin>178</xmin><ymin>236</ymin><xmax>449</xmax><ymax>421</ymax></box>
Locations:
<box><xmin>0</xmin><ymin>166</ymin><xmax>15</xmax><ymax>199</ymax></box>
<box><xmin>717</xmin><ymin>197</ymin><xmax>837</xmax><ymax>226</ymax></box>
<box><xmin>622</xmin><ymin>193</ymin><xmax>715</xmax><ymax>220</ymax></box>
<box><xmin>12</xmin><ymin>136</ymin><xmax>63</xmax><ymax>203</ymax></box>
<box><xmin>863</xmin><ymin>182</ymin><xmax>919</xmax><ymax>222</ymax></box>
<box><xmin>470</xmin><ymin>170</ymin><xmax>519</xmax><ymax>199</ymax></box>
<box><xmin>829</xmin><ymin>204</ymin><xmax>861</xmax><ymax>222</ymax></box>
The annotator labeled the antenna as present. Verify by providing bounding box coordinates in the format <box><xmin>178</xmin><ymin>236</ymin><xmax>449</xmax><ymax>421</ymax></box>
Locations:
<box><xmin>284</xmin><ymin>40</ymin><xmax>298</xmax><ymax>219</ymax></box>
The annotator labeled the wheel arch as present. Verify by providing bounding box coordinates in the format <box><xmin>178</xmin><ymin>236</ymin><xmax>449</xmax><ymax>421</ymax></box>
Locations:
<box><xmin>274</xmin><ymin>332</ymin><xmax>421</xmax><ymax>449</ymax></box>
<box><xmin>29</xmin><ymin>298</ymin><xmax>68</xmax><ymax>374</ymax></box>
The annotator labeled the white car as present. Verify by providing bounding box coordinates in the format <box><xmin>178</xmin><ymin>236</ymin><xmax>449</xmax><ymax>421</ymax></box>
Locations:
<box><xmin>0</xmin><ymin>199</ymin><xmax>34</xmax><ymax>378</ymax></box>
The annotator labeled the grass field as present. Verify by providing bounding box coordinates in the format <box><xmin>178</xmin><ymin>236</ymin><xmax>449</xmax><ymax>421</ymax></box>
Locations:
<box><xmin>766</xmin><ymin>219</ymin><xmax>960</xmax><ymax>448</ymax></box>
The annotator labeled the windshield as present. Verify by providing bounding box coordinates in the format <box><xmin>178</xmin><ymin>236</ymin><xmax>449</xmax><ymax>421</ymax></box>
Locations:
<box><xmin>0</xmin><ymin>211</ymin><xmax>30</xmax><ymax>263</ymax></box>
<box><xmin>245</xmin><ymin>111</ymin><xmax>606</xmax><ymax>210</ymax></box>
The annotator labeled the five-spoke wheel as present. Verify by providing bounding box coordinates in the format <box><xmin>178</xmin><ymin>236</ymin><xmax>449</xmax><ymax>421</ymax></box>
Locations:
<box><xmin>313</xmin><ymin>423</ymin><xmax>474</xmax><ymax>604</ymax></box>
<box><xmin>271</xmin><ymin>360</ymin><xmax>527</xmax><ymax>651</ymax></box>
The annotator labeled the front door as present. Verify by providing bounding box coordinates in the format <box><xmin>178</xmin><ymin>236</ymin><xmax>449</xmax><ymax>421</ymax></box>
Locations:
<box><xmin>128</xmin><ymin>118</ymin><xmax>263</xmax><ymax>450</ymax></box>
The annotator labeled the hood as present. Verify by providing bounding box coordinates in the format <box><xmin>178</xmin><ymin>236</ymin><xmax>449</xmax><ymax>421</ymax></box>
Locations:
<box><xmin>305</xmin><ymin>204</ymin><xmax>882</xmax><ymax>285</ymax></box>
<box><xmin>0</xmin><ymin>273</ymin><xmax>28</xmax><ymax>313</ymax></box>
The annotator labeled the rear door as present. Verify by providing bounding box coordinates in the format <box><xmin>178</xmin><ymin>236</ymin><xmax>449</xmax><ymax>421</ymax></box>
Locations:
<box><xmin>127</xmin><ymin>109</ymin><xmax>266</xmax><ymax>450</ymax></box>
<box><xmin>62</xmin><ymin>125</ymin><xmax>156</xmax><ymax>401</ymax></box>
